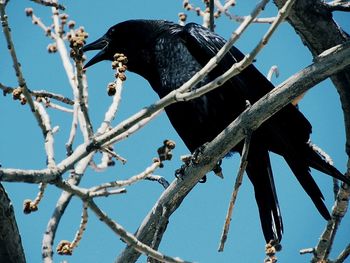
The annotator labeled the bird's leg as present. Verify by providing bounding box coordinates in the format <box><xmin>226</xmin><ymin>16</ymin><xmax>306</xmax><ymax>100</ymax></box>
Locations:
<box><xmin>175</xmin><ymin>143</ymin><xmax>209</xmax><ymax>182</ymax></box>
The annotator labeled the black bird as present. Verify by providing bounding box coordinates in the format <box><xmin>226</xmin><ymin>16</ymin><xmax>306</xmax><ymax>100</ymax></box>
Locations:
<box><xmin>83</xmin><ymin>20</ymin><xmax>349</xmax><ymax>243</ymax></box>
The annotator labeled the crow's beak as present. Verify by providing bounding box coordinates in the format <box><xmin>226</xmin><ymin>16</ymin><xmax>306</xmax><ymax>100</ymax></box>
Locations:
<box><xmin>82</xmin><ymin>36</ymin><xmax>110</xmax><ymax>69</ymax></box>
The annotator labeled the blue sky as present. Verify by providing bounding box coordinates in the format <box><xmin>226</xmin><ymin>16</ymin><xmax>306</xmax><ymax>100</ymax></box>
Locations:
<box><xmin>0</xmin><ymin>0</ymin><xmax>349</xmax><ymax>262</ymax></box>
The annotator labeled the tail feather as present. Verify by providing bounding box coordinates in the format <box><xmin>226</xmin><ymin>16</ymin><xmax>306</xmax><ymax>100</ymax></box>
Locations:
<box><xmin>306</xmin><ymin>142</ymin><xmax>350</xmax><ymax>185</ymax></box>
<box><xmin>284</xmin><ymin>155</ymin><xmax>331</xmax><ymax>220</ymax></box>
<box><xmin>246</xmin><ymin>146</ymin><xmax>283</xmax><ymax>243</ymax></box>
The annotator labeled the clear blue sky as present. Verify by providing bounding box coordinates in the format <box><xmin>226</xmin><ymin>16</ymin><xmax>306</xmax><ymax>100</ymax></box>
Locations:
<box><xmin>0</xmin><ymin>1</ymin><xmax>349</xmax><ymax>262</ymax></box>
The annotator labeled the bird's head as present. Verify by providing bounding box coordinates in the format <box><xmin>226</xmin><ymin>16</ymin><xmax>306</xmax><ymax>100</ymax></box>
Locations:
<box><xmin>83</xmin><ymin>20</ymin><xmax>176</xmax><ymax>71</ymax></box>
<box><xmin>82</xmin><ymin>21</ymin><xmax>131</xmax><ymax>69</ymax></box>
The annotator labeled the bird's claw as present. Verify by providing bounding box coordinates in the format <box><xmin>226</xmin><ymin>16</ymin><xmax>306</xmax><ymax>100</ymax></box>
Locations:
<box><xmin>175</xmin><ymin>143</ymin><xmax>208</xmax><ymax>182</ymax></box>
<box><xmin>192</xmin><ymin>143</ymin><xmax>208</xmax><ymax>164</ymax></box>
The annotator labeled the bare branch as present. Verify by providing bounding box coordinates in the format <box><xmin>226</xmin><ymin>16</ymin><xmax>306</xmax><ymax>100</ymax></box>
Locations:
<box><xmin>32</xmin><ymin>90</ymin><xmax>74</xmax><ymax>105</ymax></box>
<box><xmin>0</xmin><ymin>84</ymin><xmax>74</xmax><ymax>105</ymax></box>
<box><xmin>218</xmin><ymin>131</ymin><xmax>251</xmax><ymax>252</ymax></box>
<box><xmin>88</xmin><ymin>200</ymin><xmax>193</xmax><ymax>263</ymax></box>
<box><xmin>267</xmin><ymin>65</ymin><xmax>279</xmax><ymax>81</ymax></box>
<box><xmin>0</xmin><ymin>3</ymin><xmax>50</xmax><ymax>137</ymax></box>
<box><xmin>25</xmin><ymin>9</ymin><xmax>55</xmax><ymax>39</ymax></box>
<box><xmin>209</xmin><ymin>0</ymin><xmax>215</xmax><ymax>31</ymax></box>
<box><xmin>89</xmin><ymin>160</ymin><xmax>161</xmax><ymax>193</ymax></box>
<box><xmin>30</xmin><ymin>0</ymin><xmax>65</xmax><ymax>10</ymax></box>
<box><xmin>334</xmin><ymin>243</ymin><xmax>350</xmax><ymax>263</ymax></box>
<box><xmin>23</xmin><ymin>183</ymin><xmax>47</xmax><ymax>214</ymax></box>
<box><xmin>0</xmin><ymin>168</ymin><xmax>58</xmax><ymax>183</ymax></box>
<box><xmin>312</xmin><ymin>180</ymin><xmax>350</xmax><ymax>262</ymax></box>
<box><xmin>41</xmin><ymin>99</ymin><xmax>74</xmax><ymax>113</ymax></box>
<box><xmin>51</xmin><ymin>178</ymin><xmax>193</xmax><ymax>263</ymax></box>
<box><xmin>326</xmin><ymin>1</ymin><xmax>350</xmax><ymax>12</ymax></box>
<box><xmin>42</xmin><ymin>174</ymin><xmax>79</xmax><ymax>262</ymax></box>
<box><xmin>145</xmin><ymin>175</ymin><xmax>170</xmax><ymax>189</ymax></box>
<box><xmin>214</xmin><ymin>0</ymin><xmax>276</xmax><ymax>24</ymax></box>
<box><xmin>88</xmin><ymin>188</ymin><xmax>127</xmax><ymax>198</ymax></box>
<box><xmin>56</xmin><ymin>202</ymin><xmax>88</xmax><ymax>255</ymax></box>
<box><xmin>42</xmin><ymin>155</ymin><xmax>92</xmax><ymax>263</ymax></box>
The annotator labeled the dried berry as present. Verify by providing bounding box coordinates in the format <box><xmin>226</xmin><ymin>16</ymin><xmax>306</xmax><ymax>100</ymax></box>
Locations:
<box><xmin>20</xmin><ymin>96</ymin><xmax>27</xmax><ymax>105</ymax></box>
<box><xmin>25</xmin><ymin>8</ymin><xmax>33</xmax><ymax>17</ymax></box>
<box><xmin>47</xmin><ymin>43</ymin><xmax>57</xmax><ymax>53</ymax></box>
<box><xmin>117</xmin><ymin>72</ymin><xmax>127</xmax><ymax>81</ymax></box>
<box><xmin>56</xmin><ymin>240</ymin><xmax>73</xmax><ymax>255</ymax></box>
<box><xmin>12</xmin><ymin>88</ymin><xmax>22</xmax><ymax>100</ymax></box>
<box><xmin>68</xmin><ymin>20</ymin><xmax>76</xmax><ymax>29</ymax></box>
<box><xmin>107</xmin><ymin>82</ymin><xmax>117</xmax><ymax>96</ymax></box>
<box><xmin>178</xmin><ymin>13</ymin><xmax>187</xmax><ymax>22</ymax></box>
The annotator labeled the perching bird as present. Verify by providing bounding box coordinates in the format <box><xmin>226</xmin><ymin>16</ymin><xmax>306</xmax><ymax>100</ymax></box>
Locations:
<box><xmin>83</xmin><ymin>20</ymin><xmax>349</xmax><ymax>243</ymax></box>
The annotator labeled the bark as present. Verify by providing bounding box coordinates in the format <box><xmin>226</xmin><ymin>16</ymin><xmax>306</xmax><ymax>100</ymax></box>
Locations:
<box><xmin>0</xmin><ymin>184</ymin><xmax>26</xmax><ymax>263</ymax></box>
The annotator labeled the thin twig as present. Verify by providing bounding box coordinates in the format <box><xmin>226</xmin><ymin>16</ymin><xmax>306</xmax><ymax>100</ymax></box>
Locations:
<box><xmin>35</xmin><ymin>101</ymin><xmax>56</xmax><ymax>167</ymax></box>
<box><xmin>0</xmin><ymin>3</ymin><xmax>49</xmax><ymax>137</ymax></box>
<box><xmin>89</xmin><ymin>161</ymin><xmax>161</xmax><ymax>193</ymax></box>
<box><xmin>26</xmin><ymin>10</ymin><xmax>55</xmax><ymax>39</ymax></box>
<box><xmin>334</xmin><ymin>243</ymin><xmax>350</xmax><ymax>263</ymax></box>
<box><xmin>88</xmin><ymin>200</ymin><xmax>192</xmax><ymax>263</ymax></box>
<box><xmin>23</xmin><ymin>182</ymin><xmax>48</xmax><ymax>214</ymax></box>
<box><xmin>52</xmin><ymin>179</ymin><xmax>192</xmax><ymax>263</ymax></box>
<box><xmin>56</xmin><ymin>201</ymin><xmax>88</xmax><ymax>255</ymax></box>
<box><xmin>33</xmin><ymin>90</ymin><xmax>74</xmax><ymax>105</ymax></box>
<box><xmin>42</xmin><ymin>154</ymin><xmax>93</xmax><ymax>263</ymax></box>
<box><xmin>145</xmin><ymin>175</ymin><xmax>170</xmax><ymax>189</ymax></box>
<box><xmin>214</xmin><ymin>0</ymin><xmax>276</xmax><ymax>24</ymax></box>
<box><xmin>326</xmin><ymin>1</ymin><xmax>350</xmax><ymax>12</ymax></box>
<box><xmin>312</xmin><ymin>179</ymin><xmax>350</xmax><ymax>262</ymax></box>
<box><xmin>88</xmin><ymin>188</ymin><xmax>127</xmax><ymax>198</ymax></box>
<box><xmin>0</xmin><ymin>84</ymin><xmax>74</xmax><ymax>105</ymax></box>
<box><xmin>218</xmin><ymin>131</ymin><xmax>251</xmax><ymax>252</ymax></box>
<box><xmin>51</xmin><ymin>5</ymin><xmax>88</xmax><ymax>148</ymax></box>
<box><xmin>299</xmin><ymin>247</ymin><xmax>314</xmax><ymax>255</ymax></box>
<box><xmin>75</xmin><ymin>52</ymin><xmax>94</xmax><ymax>137</ymax></box>
<box><xmin>209</xmin><ymin>0</ymin><xmax>215</xmax><ymax>31</ymax></box>
<box><xmin>108</xmin><ymin>109</ymin><xmax>163</xmax><ymax>145</ymax></box>
<box><xmin>101</xmin><ymin>147</ymin><xmax>127</xmax><ymax>165</ymax></box>
<box><xmin>30</xmin><ymin>0</ymin><xmax>65</xmax><ymax>10</ymax></box>
<box><xmin>42</xmin><ymin>99</ymin><xmax>74</xmax><ymax>113</ymax></box>
<box><xmin>267</xmin><ymin>65</ymin><xmax>279</xmax><ymax>81</ymax></box>
<box><xmin>71</xmin><ymin>201</ymin><xmax>88</xmax><ymax>248</ymax></box>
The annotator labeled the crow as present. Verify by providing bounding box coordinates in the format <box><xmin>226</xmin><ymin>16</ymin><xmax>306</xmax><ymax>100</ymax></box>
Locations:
<box><xmin>82</xmin><ymin>20</ymin><xmax>349</xmax><ymax>243</ymax></box>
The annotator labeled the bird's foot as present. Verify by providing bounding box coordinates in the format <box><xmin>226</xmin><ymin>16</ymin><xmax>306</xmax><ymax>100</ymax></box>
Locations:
<box><xmin>175</xmin><ymin>143</ymin><xmax>208</xmax><ymax>182</ymax></box>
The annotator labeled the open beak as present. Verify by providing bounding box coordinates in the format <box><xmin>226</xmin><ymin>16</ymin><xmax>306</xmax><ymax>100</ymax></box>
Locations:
<box><xmin>82</xmin><ymin>36</ymin><xmax>110</xmax><ymax>69</ymax></box>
